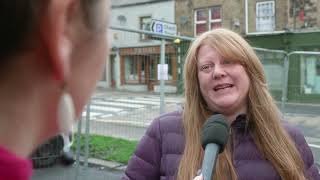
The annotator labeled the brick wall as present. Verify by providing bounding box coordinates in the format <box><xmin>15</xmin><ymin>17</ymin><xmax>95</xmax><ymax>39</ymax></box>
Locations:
<box><xmin>288</xmin><ymin>0</ymin><xmax>319</xmax><ymax>30</ymax></box>
<box><xmin>175</xmin><ymin>0</ymin><xmax>193</xmax><ymax>36</ymax></box>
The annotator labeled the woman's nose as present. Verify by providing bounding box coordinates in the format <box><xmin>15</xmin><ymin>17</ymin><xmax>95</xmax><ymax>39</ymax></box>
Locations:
<box><xmin>212</xmin><ymin>64</ymin><xmax>226</xmax><ymax>79</ymax></box>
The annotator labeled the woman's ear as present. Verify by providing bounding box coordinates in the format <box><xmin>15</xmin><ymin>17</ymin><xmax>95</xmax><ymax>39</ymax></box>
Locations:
<box><xmin>38</xmin><ymin>0</ymin><xmax>75</xmax><ymax>82</ymax></box>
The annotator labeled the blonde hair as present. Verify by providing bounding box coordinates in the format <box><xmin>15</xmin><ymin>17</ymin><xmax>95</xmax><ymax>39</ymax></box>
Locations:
<box><xmin>177</xmin><ymin>29</ymin><xmax>306</xmax><ymax>180</ymax></box>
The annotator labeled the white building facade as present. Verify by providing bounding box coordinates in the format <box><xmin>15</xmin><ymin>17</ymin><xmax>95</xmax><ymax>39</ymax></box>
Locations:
<box><xmin>100</xmin><ymin>0</ymin><xmax>177</xmax><ymax>93</ymax></box>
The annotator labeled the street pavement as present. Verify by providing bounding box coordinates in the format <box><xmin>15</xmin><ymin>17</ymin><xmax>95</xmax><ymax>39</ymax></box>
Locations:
<box><xmin>32</xmin><ymin>164</ymin><xmax>123</xmax><ymax>180</ymax></box>
<box><xmin>85</xmin><ymin>89</ymin><xmax>320</xmax><ymax>128</ymax></box>
<box><xmin>33</xmin><ymin>88</ymin><xmax>320</xmax><ymax>180</ymax></box>
<box><xmin>81</xmin><ymin>93</ymin><xmax>182</xmax><ymax>125</ymax></box>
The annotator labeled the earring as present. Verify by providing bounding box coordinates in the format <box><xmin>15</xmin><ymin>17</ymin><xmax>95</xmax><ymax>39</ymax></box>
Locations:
<box><xmin>58</xmin><ymin>92</ymin><xmax>75</xmax><ymax>133</ymax></box>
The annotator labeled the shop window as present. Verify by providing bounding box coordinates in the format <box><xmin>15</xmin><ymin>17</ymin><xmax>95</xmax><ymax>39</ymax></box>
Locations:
<box><xmin>125</xmin><ymin>56</ymin><xmax>139</xmax><ymax>83</ymax></box>
<box><xmin>304</xmin><ymin>57</ymin><xmax>320</xmax><ymax>94</ymax></box>
<box><xmin>124</xmin><ymin>54</ymin><xmax>175</xmax><ymax>84</ymax></box>
<box><xmin>316</xmin><ymin>60</ymin><xmax>320</xmax><ymax>75</ymax></box>
<box><xmin>165</xmin><ymin>55</ymin><xmax>173</xmax><ymax>80</ymax></box>
<box><xmin>256</xmin><ymin>1</ymin><xmax>275</xmax><ymax>32</ymax></box>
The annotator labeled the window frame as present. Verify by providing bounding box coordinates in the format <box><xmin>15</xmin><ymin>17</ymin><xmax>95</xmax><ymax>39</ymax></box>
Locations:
<box><xmin>140</xmin><ymin>16</ymin><xmax>152</xmax><ymax>41</ymax></box>
<box><xmin>256</xmin><ymin>1</ymin><xmax>275</xmax><ymax>32</ymax></box>
<box><xmin>209</xmin><ymin>5</ymin><xmax>222</xmax><ymax>30</ymax></box>
<box><xmin>194</xmin><ymin>8</ymin><xmax>207</xmax><ymax>36</ymax></box>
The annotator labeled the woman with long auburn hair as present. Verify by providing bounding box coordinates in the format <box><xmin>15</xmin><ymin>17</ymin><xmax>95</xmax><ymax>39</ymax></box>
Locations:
<box><xmin>123</xmin><ymin>29</ymin><xmax>320</xmax><ymax>180</ymax></box>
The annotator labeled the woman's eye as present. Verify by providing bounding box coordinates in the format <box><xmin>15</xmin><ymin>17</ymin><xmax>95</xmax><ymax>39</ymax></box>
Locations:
<box><xmin>223</xmin><ymin>60</ymin><xmax>233</xmax><ymax>64</ymax></box>
<box><xmin>202</xmin><ymin>65</ymin><xmax>209</xmax><ymax>70</ymax></box>
<box><xmin>200</xmin><ymin>64</ymin><xmax>212</xmax><ymax>71</ymax></box>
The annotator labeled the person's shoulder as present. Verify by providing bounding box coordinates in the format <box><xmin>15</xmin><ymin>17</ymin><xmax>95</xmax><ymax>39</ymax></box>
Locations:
<box><xmin>281</xmin><ymin>121</ymin><xmax>314</xmax><ymax>164</ymax></box>
<box><xmin>147</xmin><ymin>111</ymin><xmax>183</xmax><ymax>135</ymax></box>
<box><xmin>281</xmin><ymin>121</ymin><xmax>306</xmax><ymax>146</ymax></box>
<box><xmin>281</xmin><ymin>121</ymin><xmax>318</xmax><ymax>176</ymax></box>
<box><xmin>158</xmin><ymin>111</ymin><xmax>182</xmax><ymax>122</ymax></box>
<box><xmin>157</xmin><ymin>110</ymin><xmax>183</xmax><ymax>129</ymax></box>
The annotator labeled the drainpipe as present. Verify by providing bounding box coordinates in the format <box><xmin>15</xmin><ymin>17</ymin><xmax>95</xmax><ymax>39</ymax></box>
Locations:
<box><xmin>245</xmin><ymin>0</ymin><xmax>248</xmax><ymax>34</ymax></box>
<box><xmin>293</xmin><ymin>0</ymin><xmax>296</xmax><ymax>30</ymax></box>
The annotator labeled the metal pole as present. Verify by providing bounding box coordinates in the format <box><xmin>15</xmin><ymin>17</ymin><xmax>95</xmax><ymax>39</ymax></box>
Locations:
<box><xmin>177</xmin><ymin>46</ymin><xmax>182</xmax><ymax>94</ymax></box>
<box><xmin>74</xmin><ymin>115</ymin><xmax>83</xmax><ymax>180</ymax></box>
<box><xmin>253</xmin><ymin>47</ymin><xmax>286</xmax><ymax>54</ymax></box>
<box><xmin>160</xmin><ymin>39</ymin><xmax>166</xmax><ymax>114</ymax></box>
<box><xmin>84</xmin><ymin>100</ymin><xmax>91</xmax><ymax>168</ymax></box>
<box><xmin>281</xmin><ymin>55</ymin><xmax>289</xmax><ymax>112</ymax></box>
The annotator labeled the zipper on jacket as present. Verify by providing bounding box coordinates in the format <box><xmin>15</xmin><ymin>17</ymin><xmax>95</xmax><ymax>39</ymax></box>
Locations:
<box><xmin>229</xmin><ymin>127</ymin><xmax>235</xmax><ymax>164</ymax></box>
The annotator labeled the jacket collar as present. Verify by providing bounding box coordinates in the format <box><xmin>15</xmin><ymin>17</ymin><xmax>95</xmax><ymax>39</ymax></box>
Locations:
<box><xmin>231</xmin><ymin>114</ymin><xmax>248</xmax><ymax>133</ymax></box>
<box><xmin>212</xmin><ymin>112</ymin><xmax>248</xmax><ymax>131</ymax></box>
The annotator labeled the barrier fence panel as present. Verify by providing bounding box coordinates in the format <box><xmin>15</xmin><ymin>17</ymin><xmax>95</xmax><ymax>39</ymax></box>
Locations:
<box><xmin>283</xmin><ymin>52</ymin><xmax>320</xmax><ymax>166</ymax></box>
<box><xmin>286</xmin><ymin>52</ymin><xmax>320</xmax><ymax>104</ymax></box>
<box><xmin>31</xmin><ymin>26</ymin><xmax>192</xmax><ymax>180</ymax></box>
<box><xmin>31</xmin><ymin>26</ymin><xmax>320</xmax><ymax>179</ymax></box>
<box><xmin>71</xmin><ymin>27</ymin><xmax>193</xmax><ymax>179</ymax></box>
<box><xmin>254</xmin><ymin>48</ymin><xmax>287</xmax><ymax>104</ymax></box>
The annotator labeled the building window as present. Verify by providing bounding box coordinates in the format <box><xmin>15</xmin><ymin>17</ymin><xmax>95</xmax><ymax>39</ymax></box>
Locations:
<box><xmin>194</xmin><ymin>6</ymin><xmax>222</xmax><ymax>36</ymax></box>
<box><xmin>125</xmin><ymin>56</ymin><xmax>139</xmax><ymax>83</ymax></box>
<box><xmin>209</xmin><ymin>6</ymin><xmax>222</xmax><ymax>30</ymax></box>
<box><xmin>140</xmin><ymin>16</ymin><xmax>152</xmax><ymax>41</ymax></box>
<box><xmin>194</xmin><ymin>9</ymin><xmax>207</xmax><ymax>36</ymax></box>
<box><xmin>304</xmin><ymin>57</ymin><xmax>320</xmax><ymax>94</ymax></box>
<box><xmin>117</xmin><ymin>15</ymin><xmax>127</xmax><ymax>26</ymax></box>
<box><xmin>256</xmin><ymin>1</ymin><xmax>275</xmax><ymax>32</ymax></box>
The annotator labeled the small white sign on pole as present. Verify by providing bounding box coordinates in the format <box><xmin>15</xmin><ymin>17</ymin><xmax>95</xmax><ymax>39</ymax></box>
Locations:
<box><xmin>157</xmin><ymin>64</ymin><xmax>168</xmax><ymax>80</ymax></box>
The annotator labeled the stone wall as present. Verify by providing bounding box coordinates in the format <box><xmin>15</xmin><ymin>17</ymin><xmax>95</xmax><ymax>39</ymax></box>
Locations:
<box><xmin>288</xmin><ymin>0</ymin><xmax>319</xmax><ymax>30</ymax></box>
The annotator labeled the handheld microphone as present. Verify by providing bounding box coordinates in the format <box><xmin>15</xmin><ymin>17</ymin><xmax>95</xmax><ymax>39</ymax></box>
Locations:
<box><xmin>201</xmin><ymin>114</ymin><xmax>230</xmax><ymax>180</ymax></box>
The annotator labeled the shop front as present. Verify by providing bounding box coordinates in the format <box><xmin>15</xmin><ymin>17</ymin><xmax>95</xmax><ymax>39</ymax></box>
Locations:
<box><xmin>119</xmin><ymin>45</ymin><xmax>177</xmax><ymax>92</ymax></box>
<box><xmin>246</xmin><ymin>31</ymin><xmax>320</xmax><ymax>103</ymax></box>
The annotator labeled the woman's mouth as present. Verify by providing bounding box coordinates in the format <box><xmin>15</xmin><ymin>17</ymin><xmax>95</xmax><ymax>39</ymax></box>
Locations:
<box><xmin>213</xmin><ymin>84</ymin><xmax>234</xmax><ymax>91</ymax></box>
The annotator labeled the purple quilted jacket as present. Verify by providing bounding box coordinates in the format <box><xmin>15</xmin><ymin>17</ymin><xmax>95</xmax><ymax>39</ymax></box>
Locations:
<box><xmin>122</xmin><ymin>111</ymin><xmax>320</xmax><ymax>180</ymax></box>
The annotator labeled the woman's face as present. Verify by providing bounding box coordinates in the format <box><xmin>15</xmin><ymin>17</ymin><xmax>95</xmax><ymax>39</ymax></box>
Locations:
<box><xmin>68</xmin><ymin>1</ymin><xmax>110</xmax><ymax>118</ymax></box>
<box><xmin>197</xmin><ymin>45</ymin><xmax>250</xmax><ymax>116</ymax></box>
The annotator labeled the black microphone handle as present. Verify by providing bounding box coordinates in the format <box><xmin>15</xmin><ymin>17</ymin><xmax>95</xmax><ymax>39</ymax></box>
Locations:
<box><xmin>201</xmin><ymin>143</ymin><xmax>220</xmax><ymax>180</ymax></box>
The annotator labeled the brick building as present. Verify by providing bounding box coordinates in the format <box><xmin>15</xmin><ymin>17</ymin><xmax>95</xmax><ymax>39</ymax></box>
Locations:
<box><xmin>175</xmin><ymin>0</ymin><xmax>320</xmax><ymax>36</ymax></box>
<box><xmin>175</xmin><ymin>0</ymin><xmax>320</xmax><ymax>101</ymax></box>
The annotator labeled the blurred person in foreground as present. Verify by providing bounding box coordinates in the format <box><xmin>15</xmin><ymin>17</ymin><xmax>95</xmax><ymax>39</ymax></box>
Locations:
<box><xmin>122</xmin><ymin>28</ymin><xmax>320</xmax><ymax>180</ymax></box>
<box><xmin>0</xmin><ymin>0</ymin><xmax>110</xmax><ymax>180</ymax></box>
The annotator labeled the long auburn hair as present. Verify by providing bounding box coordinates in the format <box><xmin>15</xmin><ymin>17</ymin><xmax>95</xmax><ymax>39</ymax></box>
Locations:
<box><xmin>177</xmin><ymin>29</ymin><xmax>306</xmax><ymax>180</ymax></box>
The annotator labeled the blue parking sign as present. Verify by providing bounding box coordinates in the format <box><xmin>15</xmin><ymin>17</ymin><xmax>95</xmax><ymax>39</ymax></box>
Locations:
<box><xmin>151</xmin><ymin>19</ymin><xmax>177</xmax><ymax>36</ymax></box>
<box><xmin>156</xmin><ymin>24</ymin><xmax>163</xmax><ymax>33</ymax></box>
